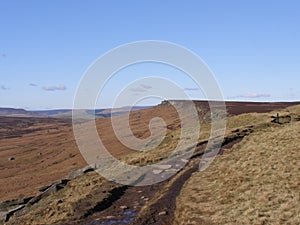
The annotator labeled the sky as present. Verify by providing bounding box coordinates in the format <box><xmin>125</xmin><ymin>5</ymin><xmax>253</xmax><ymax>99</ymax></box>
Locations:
<box><xmin>0</xmin><ymin>0</ymin><xmax>300</xmax><ymax>109</ymax></box>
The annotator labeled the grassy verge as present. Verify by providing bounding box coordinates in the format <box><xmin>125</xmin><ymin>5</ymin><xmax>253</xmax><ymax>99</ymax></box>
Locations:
<box><xmin>175</xmin><ymin>115</ymin><xmax>300</xmax><ymax>224</ymax></box>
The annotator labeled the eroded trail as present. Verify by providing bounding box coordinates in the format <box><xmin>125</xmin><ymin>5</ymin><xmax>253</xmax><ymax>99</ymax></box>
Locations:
<box><xmin>71</xmin><ymin>128</ymin><xmax>251</xmax><ymax>225</ymax></box>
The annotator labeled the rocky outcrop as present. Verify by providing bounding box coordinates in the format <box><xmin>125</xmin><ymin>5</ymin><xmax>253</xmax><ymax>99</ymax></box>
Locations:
<box><xmin>0</xmin><ymin>197</ymin><xmax>32</xmax><ymax>223</ymax></box>
<box><xmin>67</xmin><ymin>165</ymin><xmax>97</xmax><ymax>179</ymax></box>
<box><xmin>28</xmin><ymin>179</ymin><xmax>70</xmax><ymax>206</ymax></box>
<box><xmin>0</xmin><ymin>164</ymin><xmax>98</xmax><ymax>223</ymax></box>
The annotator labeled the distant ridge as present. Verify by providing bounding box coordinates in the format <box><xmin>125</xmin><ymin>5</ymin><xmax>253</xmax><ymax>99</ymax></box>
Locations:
<box><xmin>0</xmin><ymin>106</ymin><xmax>152</xmax><ymax>118</ymax></box>
<box><xmin>160</xmin><ymin>100</ymin><xmax>300</xmax><ymax>115</ymax></box>
<box><xmin>0</xmin><ymin>108</ymin><xmax>36</xmax><ymax>117</ymax></box>
<box><xmin>1</xmin><ymin>101</ymin><xmax>300</xmax><ymax>118</ymax></box>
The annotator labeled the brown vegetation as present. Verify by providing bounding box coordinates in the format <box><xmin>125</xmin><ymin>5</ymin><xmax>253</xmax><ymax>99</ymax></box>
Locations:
<box><xmin>175</xmin><ymin>106</ymin><xmax>300</xmax><ymax>225</ymax></box>
<box><xmin>0</xmin><ymin>101</ymin><xmax>299</xmax><ymax>224</ymax></box>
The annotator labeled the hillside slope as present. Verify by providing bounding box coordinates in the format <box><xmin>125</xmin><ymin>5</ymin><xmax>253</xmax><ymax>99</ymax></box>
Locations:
<box><xmin>1</xmin><ymin>101</ymin><xmax>299</xmax><ymax>224</ymax></box>
<box><xmin>175</xmin><ymin>107</ymin><xmax>300</xmax><ymax>224</ymax></box>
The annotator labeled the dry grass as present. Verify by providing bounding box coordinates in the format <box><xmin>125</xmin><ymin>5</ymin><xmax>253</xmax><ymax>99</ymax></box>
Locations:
<box><xmin>121</xmin><ymin>112</ymin><xmax>270</xmax><ymax>166</ymax></box>
<box><xmin>8</xmin><ymin>172</ymin><xmax>106</xmax><ymax>225</ymax></box>
<box><xmin>175</xmin><ymin>119</ymin><xmax>300</xmax><ymax>224</ymax></box>
<box><xmin>6</xmin><ymin>105</ymin><xmax>300</xmax><ymax>224</ymax></box>
<box><xmin>285</xmin><ymin>104</ymin><xmax>300</xmax><ymax>114</ymax></box>
<box><xmin>226</xmin><ymin>112</ymin><xmax>270</xmax><ymax>131</ymax></box>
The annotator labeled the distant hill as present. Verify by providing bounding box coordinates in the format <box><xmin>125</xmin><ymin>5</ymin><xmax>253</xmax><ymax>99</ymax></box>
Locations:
<box><xmin>0</xmin><ymin>106</ymin><xmax>152</xmax><ymax>118</ymax></box>
<box><xmin>1</xmin><ymin>101</ymin><xmax>300</xmax><ymax>118</ymax></box>
<box><xmin>0</xmin><ymin>108</ymin><xmax>38</xmax><ymax>117</ymax></box>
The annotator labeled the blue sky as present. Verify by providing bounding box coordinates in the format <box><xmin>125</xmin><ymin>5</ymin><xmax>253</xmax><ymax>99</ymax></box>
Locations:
<box><xmin>0</xmin><ymin>0</ymin><xmax>300</xmax><ymax>109</ymax></box>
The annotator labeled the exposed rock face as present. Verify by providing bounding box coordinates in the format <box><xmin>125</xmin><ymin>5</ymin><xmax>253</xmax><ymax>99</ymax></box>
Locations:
<box><xmin>38</xmin><ymin>179</ymin><xmax>69</xmax><ymax>192</ymax></box>
<box><xmin>5</xmin><ymin>205</ymin><xmax>25</xmax><ymax>222</ymax></box>
<box><xmin>0</xmin><ymin>197</ymin><xmax>32</xmax><ymax>211</ymax></box>
<box><xmin>0</xmin><ymin>165</ymin><xmax>97</xmax><ymax>223</ymax></box>
<box><xmin>0</xmin><ymin>197</ymin><xmax>32</xmax><ymax>223</ymax></box>
<box><xmin>154</xmin><ymin>164</ymin><xmax>172</xmax><ymax>170</ymax></box>
<box><xmin>152</xmin><ymin>169</ymin><xmax>163</xmax><ymax>175</ymax></box>
<box><xmin>28</xmin><ymin>179</ymin><xmax>70</xmax><ymax>206</ymax></box>
<box><xmin>67</xmin><ymin>168</ymin><xmax>84</xmax><ymax>179</ymax></box>
<box><xmin>67</xmin><ymin>165</ymin><xmax>97</xmax><ymax>179</ymax></box>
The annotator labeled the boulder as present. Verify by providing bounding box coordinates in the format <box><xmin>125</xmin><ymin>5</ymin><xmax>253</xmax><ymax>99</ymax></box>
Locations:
<box><xmin>152</xmin><ymin>169</ymin><xmax>163</xmax><ymax>175</ymax></box>
<box><xmin>38</xmin><ymin>183</ymin><xmax>53</xmax><ymax>192</ymax></box>
<box><xmin>28</xmin><ymin>180</ymin><xmax>68</xmax><ymax>206</ymax></box>
<box><xmin>154</xmin><ymin>165</ymin><xmax>172</xmax><ymax>170</ymax></box>
<box><xmin>67</xmin><ymin>165</ymin><xmax>97</xmax><ymax>179</ymax></box>
<box><xmin>5</xmin><ymin>205</ymin><xmax>25</xmax><ymax>222</ymax></box>
<box><xmin>105</xmin><ymin>215</ymin><xmax>115</xmax><ymax>219</ymax></box>
<box><xmin>158</xmin><ymin>211</ymin><xmax>167</xmax><ymax>216</ymax></box>
<box><xmin>38</xmin><ymin>179</ymin><xmax>69</xmax><ymax>192</ymax></box>
<box><xmin>181</xmin><ymin>159</ymin><xmax>189</xmax><ymax>163</ymax></box>
<box><xmin>67</xmin><ymin>168</ymin><xmax>84</xmax><ymax>179</ymax></box>
<box><xmin>82</xmin><ymin>165</ymin><xmax>95</xmax><ymax>174</ymax></box>
<box><xmin>165</xmin><ymin>168</ymin><xmax>179</xmax><ymax>173</ymax></box>
<box><xmin>0</xmin><ymin>197</ymin><xmax>32</xmax><ymax>211</ymax></box>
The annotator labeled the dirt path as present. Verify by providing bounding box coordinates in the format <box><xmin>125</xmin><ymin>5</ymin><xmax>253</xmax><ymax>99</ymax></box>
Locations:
<box><xmin>132</xmin><ymin>161</ymin><xmax>199</xmax><ymax>225</ymax></box>
<box><xmin>131</xmin><ymin>134</ymin><xmax>247</xmax><ymax>225</ymax></box>
<box><xmin>60</xmin><ymin>145</ymin><xmax>206</xmax><ymax>225</ymax></box>
<box><xmin>70</xmin><ymin>127</ymin><xmax>252</xmax><ymax>225</ymax></box>
<box><xmin>63</xmin><ymin>182</ymin><xmax>167</xmax><ymax>225</ymax></box>
<box><xmin>69</xmin><ymin>157</ymin><xmax>207</xmax><ymax>223</ymax></box>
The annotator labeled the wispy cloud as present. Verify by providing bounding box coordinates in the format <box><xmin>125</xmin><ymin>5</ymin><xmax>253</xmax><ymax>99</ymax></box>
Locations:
<box><xmin>130</xmin><ymin>87</ymin><xmax>148</xmax><ymax>92</ymax></box>
<box><xmin>140</xmin><ymin>84</ymin><xmax>152</xmax><ymax>89</ymax></box>
<box><xmin>0</xmin><ymin>54</ymin><xmax>6</xmax><ymax>63</ymax></box>
<box><xmin>29</xmin><ymin>83</ymin><xmax>38</xmax><ymax>87</ymax></box>
<box><xmin>130</xmin><ymin>84</ymin><xmax>153</xmax><ymax>93</ymax></box>
<box><xmin>230</xmin><ymin>93</ymin><xmax>271</xmax><ymax>99</ymax></box>
<box><xmin>42</xmin><ymin>84</ymin><xmax>67</xmax><ymax>91</ymax></box>
<box><xmin>1</xmin><ymin>85</ymin><xmax>9</xmax><ymax>90</ymax></box>
<box><xmin>184</xmin><ymin>87</ymin><xmax>200</xmax><ymax>91</ymax></box>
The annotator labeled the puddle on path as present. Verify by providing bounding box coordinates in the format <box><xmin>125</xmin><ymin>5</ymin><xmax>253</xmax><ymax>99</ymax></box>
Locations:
<box><xmin>87</xmin><ymin>210</ymin><xmax>137</xmax><ymax>225</ymax></box>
